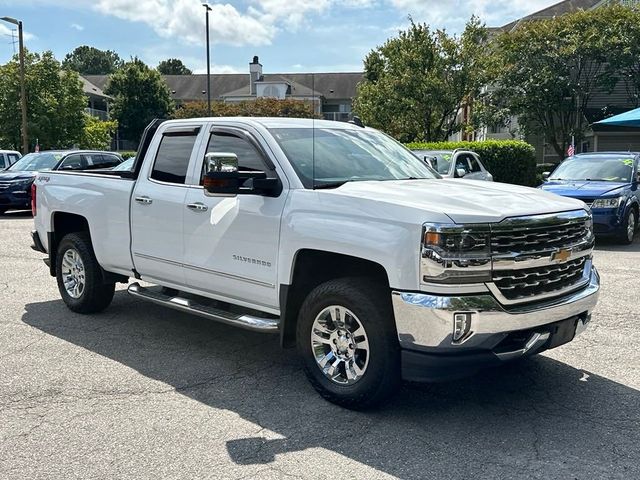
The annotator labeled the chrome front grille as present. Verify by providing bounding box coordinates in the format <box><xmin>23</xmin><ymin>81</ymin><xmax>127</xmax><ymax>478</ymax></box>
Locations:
<box><xmin>0</xmin><ymin>181</ymin><xmax>11</xmax><ymax>191</ymax></box>
<box><xmin>492</xmin><ymin>256</ymin><xmax>588</xmax><ymax>302</ymax></box>
<box><xmin>491</xmin><ymin>217</ymin><xmax>590</xmax><ymax>254</ymax></box>
<box><xmin>488</xmin><ymin>210</ymin><xmax>594</xmax><ymax>304</ymax></box>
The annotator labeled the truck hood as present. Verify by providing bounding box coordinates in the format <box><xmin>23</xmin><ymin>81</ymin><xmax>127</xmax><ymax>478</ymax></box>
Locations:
<box><xmin>0</xmin><ymin>171</ymin><xmax>36</xmax><ymax>182</ymax></box>
<box><xmin>322</xmin><ymin>179</ymin><xmax>587</xmax><ymax>224</ymax></box>
<box><xmin>539</xmin><ymin>180</ymin><xmax>628</xmax><ymax>198</ymax></box>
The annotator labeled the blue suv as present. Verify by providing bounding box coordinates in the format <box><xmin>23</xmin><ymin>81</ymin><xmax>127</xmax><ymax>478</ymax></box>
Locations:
<box><xmin>539</xmin><ymin>152</ymin><xmax>640</xmax><ymax>244</ymax></box>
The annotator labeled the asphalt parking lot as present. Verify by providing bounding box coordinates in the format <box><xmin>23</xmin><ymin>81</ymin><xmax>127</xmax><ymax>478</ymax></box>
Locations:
<box><xmin>1</xmin><ymin>211</ymin><xmax>639</xmax><ymax>480</ymax></box>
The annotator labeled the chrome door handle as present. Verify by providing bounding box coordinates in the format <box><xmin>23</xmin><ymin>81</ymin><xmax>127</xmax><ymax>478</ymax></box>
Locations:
<box><xmin>187</xmin><ymin>202</ymin><xmax>208</xmax><ymax>212</ymax></box>
<box><xmin>135</xmin><ymin>196</ymin><xmax>153</xmax><ymax>205</ymax></box>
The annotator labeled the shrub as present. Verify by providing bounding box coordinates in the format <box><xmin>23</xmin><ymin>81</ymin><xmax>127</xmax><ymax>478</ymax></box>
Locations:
<box><xmin>405</xmin><ymin>140</ymin><xmax>537</xmax><ymax>187</ymax></box>
<box><xmin>117</xmin><ymin>151</ymin><xmax>137</xmax><ymax>159</ymax></box>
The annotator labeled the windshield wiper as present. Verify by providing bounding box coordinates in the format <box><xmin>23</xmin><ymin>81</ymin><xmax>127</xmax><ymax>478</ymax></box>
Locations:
<box><xmin>313</xmin><ymin>180</ymin><xmax>349</xmax><ymax>190</ymax></box>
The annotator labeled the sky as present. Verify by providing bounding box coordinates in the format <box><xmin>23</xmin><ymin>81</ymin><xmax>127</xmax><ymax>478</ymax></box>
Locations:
<box><xmin>0</xmin><ymin>0</ymin><xmax>561</xmax><ymax>74</ymax></box>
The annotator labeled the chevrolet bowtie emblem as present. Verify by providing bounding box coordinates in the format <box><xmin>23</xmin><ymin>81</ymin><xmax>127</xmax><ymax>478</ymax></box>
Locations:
<box><xmin>552</xmin><ymin>249</ymin><xmax>571</xmax><ymax>263</ymax></box>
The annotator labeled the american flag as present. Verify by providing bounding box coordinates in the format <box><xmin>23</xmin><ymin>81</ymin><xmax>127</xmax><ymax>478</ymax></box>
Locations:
<box><xmin>567</xmin><ymin>143</ymin><xmax>575</xmax><ymax>157</ymax></box>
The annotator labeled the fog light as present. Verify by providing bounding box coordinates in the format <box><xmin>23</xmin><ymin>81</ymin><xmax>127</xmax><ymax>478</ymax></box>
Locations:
<box><xmin>453</xmin><ymin>313</ymin><xmax>472</xmax><ymax>342</ymax></box>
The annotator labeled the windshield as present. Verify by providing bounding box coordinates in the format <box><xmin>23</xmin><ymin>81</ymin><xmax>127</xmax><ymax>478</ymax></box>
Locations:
<box><xmin>269</xmin><ymin>128</ymin><xmax>439</xmax><ymax>188</ymax></box>
<box><xmin>113</xmin><ymin>157</ymin><xmax>134</xmax><ymax>171</ymax></box>
<box><xmin>7</xmin><ymin>152</ymin><xmax>62</xmax><ymax>172</ymax></box>
<box><xmin>550</xmin><ymin>156</ymin><xmax>635</xmax><ymax>182</ymax></box>
<box><xmin>413</xmin><ymin>151</ymin><xmax>452</xmax><ymax>175</ymax></box>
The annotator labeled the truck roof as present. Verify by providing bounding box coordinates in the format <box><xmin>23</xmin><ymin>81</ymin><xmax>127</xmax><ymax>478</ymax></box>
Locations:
<box><xmin>163</xmin><ymin>117</ymin><xmax>367</xmax><ymax>130</ymax></box>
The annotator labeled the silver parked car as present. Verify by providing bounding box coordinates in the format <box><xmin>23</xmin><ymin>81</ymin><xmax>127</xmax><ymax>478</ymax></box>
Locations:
<box><xmin>412</xmin><ymin>149</ymin><xmax>493</xmax><ymax>181</ymax></box>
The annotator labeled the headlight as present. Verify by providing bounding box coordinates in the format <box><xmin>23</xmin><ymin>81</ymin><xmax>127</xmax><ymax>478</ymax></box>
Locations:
<box><xmin>592</xmin><ymin>196</ymin><xmax>624</xmax><ymax>209</ymax></box>
<box><xmin>11</xmin><ymin>178</ymin><xmax>33</xmax><ymax>187</ymax></box>
<box><xmin>421</xmin><ymin>223</ymin><xmax>491</xmax><ymax>284</ymax></box>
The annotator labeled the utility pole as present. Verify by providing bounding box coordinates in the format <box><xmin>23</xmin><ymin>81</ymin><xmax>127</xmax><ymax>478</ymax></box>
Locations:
<box><xmin>202</xmin><ymin>4</ymin><xmax>212</xmax><ymax>116</ymax></box>
<box><xmin>1</xmin><ymin>16</ymin><xmax>28</xmax><ymax>154</ymax></box>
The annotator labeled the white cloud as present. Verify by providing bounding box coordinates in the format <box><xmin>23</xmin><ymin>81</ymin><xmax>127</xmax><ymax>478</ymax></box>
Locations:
<box><xmin>388</xmin><ymin>0</ymin><xmax>561</xmax><ymax>30</ymax></box>
<box><xmin>70</xmin><ymin>23</ymin><xmax>84</xmax><ymax>31</ymax></box>
<box><xmin>93</xmin><ymin>0</ymin><xmax>275</xmax><ymax>46</ymax></box>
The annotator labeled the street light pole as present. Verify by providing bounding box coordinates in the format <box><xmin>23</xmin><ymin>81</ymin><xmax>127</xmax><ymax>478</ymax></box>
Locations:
<box><xmin>202</xmin><ymin>4</ymin><xmax>212</xmax><ymax>117</ymax></box>
<box><xmin>1</xmin><ymin>16</ymin><xmax>28</xmax><ymax>154</ymax></box>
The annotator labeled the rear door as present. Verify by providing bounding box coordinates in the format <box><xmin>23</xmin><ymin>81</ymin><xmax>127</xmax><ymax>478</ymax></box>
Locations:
<box><xmin>130</xmin><ymin>124</ymin><xmax>204</xmax><ymax>286</ymax></box>
<box><xmin>181</xmin><ymin>125</ymin><xmax>287</xmax><ymax>312</ymax></box>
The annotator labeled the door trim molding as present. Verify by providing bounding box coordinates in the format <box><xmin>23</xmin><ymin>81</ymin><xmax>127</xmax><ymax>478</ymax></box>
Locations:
<box><xmin>133</xmin><ymin>252</ymin><xmax>275</xmax><ymax>289</ymax></box>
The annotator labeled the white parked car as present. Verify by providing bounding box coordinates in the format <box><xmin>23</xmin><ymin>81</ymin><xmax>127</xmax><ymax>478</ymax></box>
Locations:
<box><xmin>412</xmin><ymin>149</ymin><xmax>493</xmax><ymax>181</ymax></box>
<box><xmin>0</xmin><ymin>150</ymin><xmax>21</xmax><ymax>169</ymax></box>
<box><xmin>31</xmin><ymin>118</ymin><xmax>599</xmax><ymax>408</ymax></box>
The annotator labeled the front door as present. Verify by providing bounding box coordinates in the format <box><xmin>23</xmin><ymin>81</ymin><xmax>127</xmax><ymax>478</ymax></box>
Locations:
<box><xmin>130</xmin><ymin>127</ymin><xmax>202</xmax><ymax>286</ymax></box>
<box><xmin>182</xmin><ymin>127</ymin><xmax>287</xmax><ymax>312</ymax></box>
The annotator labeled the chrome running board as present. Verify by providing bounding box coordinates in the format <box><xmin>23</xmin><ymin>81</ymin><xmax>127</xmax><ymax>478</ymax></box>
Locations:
<box><xmin>128</xmin><ymin>282</ymin><xmax>279</xmax><ymax>333</ymax></box>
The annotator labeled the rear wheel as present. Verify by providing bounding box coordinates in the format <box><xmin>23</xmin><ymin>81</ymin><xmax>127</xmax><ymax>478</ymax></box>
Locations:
<box><xmin>296</xmin><ymin>278</ymin><xmax>400</xmax><ymax>409</ymax></box>
<box><xmin>56</xmin><ymin>232</ymin><xmax>115</xmax><ymax>313</ymax></box>
<box><xmin>619</xmin><ymin>208</ymin><xmax>637</xmax><ymax>245</ymax></box>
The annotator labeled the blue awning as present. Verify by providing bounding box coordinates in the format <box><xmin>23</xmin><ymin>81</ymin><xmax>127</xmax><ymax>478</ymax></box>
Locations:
<box><xmin>595</xmin><ymin>107</ymin><xmax>640</xmax><ymax>127</ymax></box>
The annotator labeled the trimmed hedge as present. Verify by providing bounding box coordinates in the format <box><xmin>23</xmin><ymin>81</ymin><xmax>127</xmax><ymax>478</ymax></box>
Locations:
<box><xmin>117</xmin><ymin>151</ymin><xmax>137</xmax><ymax>159</ymax></box>
<box><xmin>405</xmin><ymin>140</ymin><xmax>537</xmax><ymax>187</ymax></box>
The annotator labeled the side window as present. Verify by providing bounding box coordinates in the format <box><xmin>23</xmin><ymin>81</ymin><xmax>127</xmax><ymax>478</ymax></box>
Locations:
<box><xmin>7</xmin><ymin>153</ymin><xmax>20</xmax><ymax>166</ymax></box>
<box><xmin>0</xmin><ymin>154</ymin><xmax>6</xmax><ymax>169</ymax></box>
<box><xmin>59</xmin><ymin>154</ymin><xmax>85</xmax><ymax>170</ymax></box>
<box><xmin>84</xmin><ymin>153</ymin><xmax>120</xmax><ymax>169</ymax></box>
<box><xmin>454</xmin><ymin>155</ymin><xmax>470</xmax><ymax>175</ymax></box>
<box><xmin>151</xmin><ymin>134</ymin><xmax>198</xmax><ymax>184</ymax></box>
<box><xmin>467</xmin><ymin>155</ymin><xmax>482</xmax><ymax>173</ymax></box>
<box><xmin>201</xmin><ymin>131</ymin><xmax>275</xmax><ymax>184</ymax></box>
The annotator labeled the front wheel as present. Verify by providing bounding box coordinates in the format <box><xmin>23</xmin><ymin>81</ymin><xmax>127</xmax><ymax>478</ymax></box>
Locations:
<box><xmin>56</xmin><ymin>232</ymin><xmax>115</xmax><ymax>313</ymax></box>
<box><xmin>296</xmin><ymin>278</ymin><xmax>400</xmax><ymax>409</ymax></box>
<box><xmin>619</xmin><ymin>208</ymin><xmax>637</xmax><ymax>245</ymax></box>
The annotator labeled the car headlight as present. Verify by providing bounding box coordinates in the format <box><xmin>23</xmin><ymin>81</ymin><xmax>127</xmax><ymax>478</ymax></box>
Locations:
<box><xmin>11</xmin><ymin>178</ymin><xmax>33</xmax><ymax>187</ymax></box>
<box><xmin>592</xmin><ymin>196</ymin><xmax>624</xmax><ymax>209</ymax></box>
<box><xmin>421</xmin><ymin>223</ymin><xmax>492</xmax><ymax>284</ymax></box>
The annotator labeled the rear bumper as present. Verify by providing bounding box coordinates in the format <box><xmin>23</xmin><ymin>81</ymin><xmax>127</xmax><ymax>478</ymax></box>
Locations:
<box><xmin>392</xmin><ymin>267</ymin><xmax>600</xmax><ymax>381</ymax></box>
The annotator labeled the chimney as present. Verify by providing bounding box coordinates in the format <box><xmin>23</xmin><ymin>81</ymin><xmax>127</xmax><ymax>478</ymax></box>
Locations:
<box><xmin>249</xmin><ymin>55</ymin><xmax>262</xmax><ymax>95</ymax></box>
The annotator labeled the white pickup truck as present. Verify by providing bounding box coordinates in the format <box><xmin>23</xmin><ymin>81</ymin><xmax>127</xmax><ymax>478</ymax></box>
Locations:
<box><xmin>31</xmin><ymin>117</ymin><xmax>600</xmax><ymax>408</ymax></box>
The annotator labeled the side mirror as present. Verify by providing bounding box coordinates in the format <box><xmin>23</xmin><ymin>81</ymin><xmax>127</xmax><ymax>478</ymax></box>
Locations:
<box><xmin>542</xmin><ymin>171</ymin><xmax>550</xmax><ymax>180</ymax></box>
<box><xmin>456</xmin><ymin>168</ymin><xmax>467</xmax><ymax>178</ymax></box>
<box><xmin>203</xmin><ymin>152</ymin><xmax>282</xmax><ymax>197</ymax></box>
<box><xmin>204</xmin><ymin>152</ymin><xmax>239</xmax><ymax>196</ymax></box>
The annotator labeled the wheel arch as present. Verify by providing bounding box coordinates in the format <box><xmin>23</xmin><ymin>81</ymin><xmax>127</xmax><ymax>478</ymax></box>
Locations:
<box><xmin>279</xmin><ymin>249</ymin><xmax>390</xmax><ymax>348</ymax></box>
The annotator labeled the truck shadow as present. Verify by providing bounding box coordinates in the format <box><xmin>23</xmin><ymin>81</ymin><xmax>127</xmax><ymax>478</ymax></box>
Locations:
<box><xmin>21</xmin><ymin>292</ymin><xmax>640</xmax><ymax>478</ymax></box>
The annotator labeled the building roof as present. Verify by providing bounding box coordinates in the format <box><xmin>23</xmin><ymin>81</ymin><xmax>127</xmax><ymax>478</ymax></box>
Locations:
<box><xmin>79</xmin><ymin>76</ymin><xmax>110</xmax><ymax>99</ymax></box>
<box><xmin>493</xmin><ymin>0</ymin><xmax>601</xmax><ymax>32</ymax></box>
<box><xmin>83</xmin><ymin>71</ymin><xmax>363</xmax><ymax>102</ymax></box>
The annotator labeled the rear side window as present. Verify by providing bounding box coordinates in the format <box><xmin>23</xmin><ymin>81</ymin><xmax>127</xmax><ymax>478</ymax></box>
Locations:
<box><xmin>84</xmin><ymin>153</ymin><xmax>121</xmax><ymax>169</ymax></box>
<box><xmin>151</xmin><ymin>134</ymin><xmax>198</xmax><ymax>184</ymax></box>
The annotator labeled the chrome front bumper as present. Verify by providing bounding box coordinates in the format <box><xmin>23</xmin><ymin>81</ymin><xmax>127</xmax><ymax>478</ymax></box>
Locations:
<box><xmin>392</xmin><ymin>267</ymin><xmax>600</xmax><ymax>354</ymax></box>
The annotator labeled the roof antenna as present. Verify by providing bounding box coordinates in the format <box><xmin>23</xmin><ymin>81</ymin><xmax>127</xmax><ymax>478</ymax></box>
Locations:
<box><xmin>349</xmin><ymin>116</ymin><xmax>364</xmax><ymax>128</ymax></box>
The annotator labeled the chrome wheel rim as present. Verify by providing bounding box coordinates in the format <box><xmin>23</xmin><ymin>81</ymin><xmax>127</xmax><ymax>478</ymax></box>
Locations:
<box><xmin>61</xmin><ymin>248</ymin><xmax>85</xmax><ymax>299</ymax></box>
<box><xmin>311</xmin><ymin>305</ymin><xmax>370</xmax><ymax>385</ymax></box>
<box><xmin>628</xmin><ymin>213</ymin><xmax>636</xmax><ymax>241</ymax></box>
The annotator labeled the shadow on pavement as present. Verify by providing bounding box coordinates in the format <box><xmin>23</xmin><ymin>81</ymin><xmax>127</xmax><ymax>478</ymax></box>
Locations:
<box><xmin>22</xmin><ymin>292</ymin><xmax>640</xmax><ymax>479</ymax></box>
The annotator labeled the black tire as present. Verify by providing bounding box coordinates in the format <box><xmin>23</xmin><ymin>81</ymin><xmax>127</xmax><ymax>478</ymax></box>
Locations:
<box><xmin>618</xmin><ymin>208</ymin><xmax>637</xmax><ymax>245</ymax></box>
<box><xmin>296</xmin><ymin>277</ymin><xmax>400</xmax><ymax>409</ymax></box>
<box><xmin>56</xmin><ymin>232</ymin><xmax>115</xmax><ymax>314</ymax></box>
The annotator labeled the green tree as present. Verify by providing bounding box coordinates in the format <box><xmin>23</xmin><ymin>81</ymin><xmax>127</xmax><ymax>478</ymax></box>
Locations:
<box><xmin>106</xmin><ymin>58</ymin><xmax>174</xmax><ymax>143</ymax></box>
<box><xmin>79</xmin><ymin>114</ymin><xmax>118</xmax><ymax>150</ymax></box>
<box><xmin>489</xmin><ymin>5</ymin><xmax>638</xmax><ymax>159</ymax></box>
<box><xmin>172</xmin><ymin>98</ymin><xmax>316</xmax><ymax>119</ymax></box>
<box><xmin>157</xmin><ymin>58</ymin><xmax>193</xmax><ymax>75</ymax></box>
<box><xmin>353</xmin><ymin>17</ymin><xmax>489</xmax><ymax>143</ymax></box>
<box><xmin>62</xmin><ymin>45</ymin><xmax>123</xmax><ymax>75</ymax></box>
<box><xmin>0</xmin><ymin>50</ymin><xmax>86</xmax><ymax>150</ymax></box>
